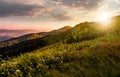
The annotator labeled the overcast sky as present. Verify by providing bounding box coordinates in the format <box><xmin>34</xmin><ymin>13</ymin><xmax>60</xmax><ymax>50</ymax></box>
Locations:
<box><xmin>0</xmin><ymin>0</ymin><xmax>120</xmax><ymax>31</ymax></box>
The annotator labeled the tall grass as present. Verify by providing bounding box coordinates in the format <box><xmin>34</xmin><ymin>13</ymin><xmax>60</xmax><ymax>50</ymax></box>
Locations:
<box><xmin>0</xmin><ymin>32</ymin><xmax>120</xmax><ymax>77</ymax></box>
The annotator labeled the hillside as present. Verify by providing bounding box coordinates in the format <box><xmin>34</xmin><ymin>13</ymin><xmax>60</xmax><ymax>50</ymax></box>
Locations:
<box><xmin>0</xmin><ymin>16</ymin><xmax>120</xmax><ymax>77</ymax></box>
<box><xmin>0</xmin><ymin>26</ymin><xmax>72</xmax><ymax>48</ymax></box>
<box><xmin>0</xmin><ymin>32</ymin><xmax>47</xmax><ymax>48</ymax></box>
<box><xmin>0</xmin><ymin>26</ymin><xmax>72</xmax><ymax>57</ymax></box>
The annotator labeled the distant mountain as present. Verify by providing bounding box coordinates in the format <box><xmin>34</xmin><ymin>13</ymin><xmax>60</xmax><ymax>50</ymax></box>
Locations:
<box><xmin>0</xmin><ymin>36</ymin><xmax>13</xmax><ymax>42</ymax></box>
<box><xmin>0</xmin><ymin>26</ymin><xmax>72</xmax><ymax>48</ymax></box>
<box><xmin>0</xmin><ymin>29</ymin><xmax>37</xmax><ymax>41</ymax></box>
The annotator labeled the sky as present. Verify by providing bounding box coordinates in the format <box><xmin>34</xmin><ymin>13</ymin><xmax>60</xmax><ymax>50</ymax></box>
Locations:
<box><xmin>0</xmin><ymin>0</ymin><xmax>120</xmax><ymax>31</ymax></box>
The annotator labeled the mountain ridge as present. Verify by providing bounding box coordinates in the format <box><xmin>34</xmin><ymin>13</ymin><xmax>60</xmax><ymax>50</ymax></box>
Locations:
<box><xmin>0</xmin><ymin>15</ymin><xmax>116</xmax><ymax>57</ymax></box>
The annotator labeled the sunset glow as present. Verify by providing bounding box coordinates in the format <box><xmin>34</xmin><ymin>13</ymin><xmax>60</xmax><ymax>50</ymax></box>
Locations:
<box><xmin>98</xmin><ymin>12</ymin><xmax>111</xmax><ymax>26</ymax></box>
<box><xmin>0</xmin><ymin>0</ymin><xmax>120</xmax><ymax>32</ymax></box>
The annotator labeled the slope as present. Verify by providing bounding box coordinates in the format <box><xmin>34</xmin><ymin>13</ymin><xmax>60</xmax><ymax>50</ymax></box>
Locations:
<box><xmin>0</xmin><ymin>16</ymin><xmax>120</xmax><ymax>77</ymax></box>
<box><xmin>0</xmin><ymin>26</ymin><xmax>72</xmax><ymax>57</ymax></box>
<box><xmin>0</xmin><ymin>26</ymin><xmax>72</xmax><ymax>48</ymax></box>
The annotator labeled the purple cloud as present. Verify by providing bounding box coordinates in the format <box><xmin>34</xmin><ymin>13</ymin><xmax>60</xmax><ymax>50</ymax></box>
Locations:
<box><xmin>0</xmin><ymin>0</ymin><xmax>51</xmax><ymax>17</ymax></box>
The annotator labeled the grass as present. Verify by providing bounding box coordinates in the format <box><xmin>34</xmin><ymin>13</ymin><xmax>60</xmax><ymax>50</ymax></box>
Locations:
<box><xmin>1</xmin><ymin>16</ymin><xmax>120</xmax><ymax>77</ymax></box>
<box><xmin>0</xmin><ymin>32</ymin><xmax>120</xmax><ymax>77</ymax></box>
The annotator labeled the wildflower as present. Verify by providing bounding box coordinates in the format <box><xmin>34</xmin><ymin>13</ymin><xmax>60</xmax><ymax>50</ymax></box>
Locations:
<box><xmin>1</xmin><ymin>63</ymin><xmax>5</xmax><ymax>67</ymax></box>
<box><xmin>15</xmin><ymin>69</ymin><xmax>21</xmax><ymax>74</ymax></box>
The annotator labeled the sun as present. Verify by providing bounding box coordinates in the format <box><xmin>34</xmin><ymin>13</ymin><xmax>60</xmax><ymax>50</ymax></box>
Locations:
<box><xmin>97</xmin><ymin>12</ymin><xmax>111</xmax><ymax>26</ymax></box>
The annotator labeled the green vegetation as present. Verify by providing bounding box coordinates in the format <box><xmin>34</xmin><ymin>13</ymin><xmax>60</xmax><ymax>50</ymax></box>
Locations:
<box><xmin>0</xmin><ymin>16</ymin><xmax>120</xmax><ymax>77</ymax></box>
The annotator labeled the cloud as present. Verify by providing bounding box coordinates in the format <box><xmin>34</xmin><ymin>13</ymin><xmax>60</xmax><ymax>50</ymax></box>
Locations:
<box><xmin>115</xmin><ymin>0</ymin><xmax>120</xmax><ymax>3</ymax></box>
<box><xmin>50</xmin><ymin>0</ymin><xmax>61</xmax><ymax>2</ymax></box>
<box><xmin>3</xmin><ymin>0</ymin><xmax>43</xmax><ymax>4</ymax></box>
<box><xmin>0</xmin><ymin>0</ymin><xmax>51</xmax><ymax>17</ymax></box>
<box><xmin>0</xmin><ymin>0</ymin><xmax>105</xmax><ymax>22</ymax></box>
<box><xmin>50</xmin><ymin>12</ymin><xmax>75</xmax><ymax>21</ymax></box>
<box><xmin>51</xmin><ymin>0</ymin><xmax>104</xmax><ymax>10</ymax></box>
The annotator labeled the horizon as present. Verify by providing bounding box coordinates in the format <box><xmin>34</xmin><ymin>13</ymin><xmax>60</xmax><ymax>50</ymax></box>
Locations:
<box><xmin>0</xmin><ymin>0</ymin><xmax>120</xmax><ymax>31</ymax></box>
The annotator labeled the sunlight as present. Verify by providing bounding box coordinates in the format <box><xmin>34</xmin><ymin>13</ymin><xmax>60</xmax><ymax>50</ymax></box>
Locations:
<box><xmin>97</xmin><ymin>12</ymin><xmax>111</xmax><ymax>26</ymax></box>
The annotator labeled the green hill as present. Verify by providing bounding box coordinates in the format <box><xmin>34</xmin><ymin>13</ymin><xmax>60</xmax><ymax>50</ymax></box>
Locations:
<box><xmin>0</xmin><ymin>26</ymin><xmax>72</xmax><ymax>57</ymax></box>
<box><xmin>0</xmin><ymin>16</ymin><xmax>120</xmax><ymax>77</ymax></box>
